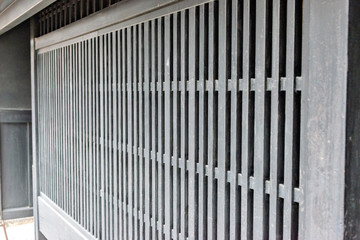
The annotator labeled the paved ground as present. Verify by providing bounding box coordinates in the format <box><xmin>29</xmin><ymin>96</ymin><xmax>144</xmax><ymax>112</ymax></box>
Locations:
<box><xmin>0</xmin><ymin>217</ymin><xmax>34</xmax><ymax>240</ymax></box>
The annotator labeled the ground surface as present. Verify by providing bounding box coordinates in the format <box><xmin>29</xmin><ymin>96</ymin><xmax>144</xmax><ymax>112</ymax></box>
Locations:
<box><xmin>0</xmin><ymin>217</ymin><xmax>34</xmax><ymax>240</ymax></box>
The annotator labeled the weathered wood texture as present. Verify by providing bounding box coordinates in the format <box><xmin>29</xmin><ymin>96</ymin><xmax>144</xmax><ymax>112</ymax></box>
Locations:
<box><xmin>34</xmin><ymin>0</ymin><xmax>352</xmax><ymax>239</ymax></box>
<box><xmin>345</xmin><ymin>0</ymin><xmax>360</xmax><ymax>239</ymax></box>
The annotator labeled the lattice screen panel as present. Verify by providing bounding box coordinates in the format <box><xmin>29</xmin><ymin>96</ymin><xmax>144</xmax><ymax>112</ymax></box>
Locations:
<box><xmin>37</xmin><ymin>0</ymin><xmax>303</xmax><ymax>239</ymax></box>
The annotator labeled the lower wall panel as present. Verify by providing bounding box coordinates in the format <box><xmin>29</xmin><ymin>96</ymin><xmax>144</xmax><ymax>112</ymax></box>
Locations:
<box><xmin>38</xmin><ymin>194</ymin><xmax>95</xmax><ymax>240</ymax></box>
<box><xmin>2</xmin><ymin>207</ymin><xmax>33</xmax><ymax>220</ymax></box>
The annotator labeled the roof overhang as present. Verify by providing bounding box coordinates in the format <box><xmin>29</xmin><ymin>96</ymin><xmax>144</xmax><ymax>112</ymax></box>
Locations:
<box><xmin>0</xmin><ymin>0</ymin><xmax>55</xmax><ymax>35</ymax></box>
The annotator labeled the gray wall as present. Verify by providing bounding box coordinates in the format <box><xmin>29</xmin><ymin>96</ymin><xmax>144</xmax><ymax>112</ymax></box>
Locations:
<box><xmin>0</xmin><ymin>19</ymin><xmax>33</xmax><ymax>220</ymax></box>
<box><xmin>0</xmin><ymin>19</ymin><xmax>31</xmax><ymax>110</ymax></box>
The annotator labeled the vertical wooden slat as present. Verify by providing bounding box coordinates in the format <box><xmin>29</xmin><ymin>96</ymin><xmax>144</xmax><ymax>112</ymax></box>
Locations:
<box><xmin>269</xmin><ymin>0</ymin><xmax>281</xmax><ymax>239</ymax></box>
<box><xmin>95</xmin><ymin>37</ymin><xmax>101</xmax><ymax>238</ymax></box>
<box><xmin>188</xmin><ymin>7</ymin><xmax>197</xmax><ymax>240</ymax></box>
<box><xmin>283</xmin><ymin>0</ymin><xmax>295</xmax><ymax>239</ymax></box>
<box><xmin>87</xmin><ymin>39</ymin><xmax>92</xmax><ymax>233</ymax></box>
<box><xmin>75</xmin><ymin>45</ymin><xmax>80</xmax><ymax>221</ymax></box>
<box><xmin>68</xmin><ymin>45</ymin><xmax>72</xmax><ymax>217</ymax></box>
<box><xmin>69</xmin><ymin>48</ymin><xmax>73</xmax><ymax>215</ymax></box>
<box><xmin>164</xmin><ymin>14</ymin><xmax>172</xmax><ymax>240</ymax></box>
<box><xmin>151</xmin><ymin>19</ymin><xmax>157</xmax><ymax>240</ymax></box>
<box><xmin>44</xmin><ymin>52</ymin><xmax>47</xmax><ymax>198</ymax></box>
<box><xmin>59</xmin><ymin>47</ymin><xmax>65</xmax><ymax>213</ymax></box>
<box><xmin>59</xmin><ymin>48</ymin><xmax>62</xmax><ymax>208</ymax></box>
<box><xmin>112</xmin><ymin>30</ymin><xmax>119</xmax><ymax>240</ymax></box>
<box><xmin>44</xmin><ymin>53</ymin><xmax>52</xmax><ymax>200</ymax></box>
<box><xmin>72</xmin><ymin>45</ymin><xmax>76</xmax><ymax>220</ymax></box>
<box><xmin>59</xmin><ymin>48</ymin><xmax>63</xmax><ymax>209</ymax></box>
<box><xmin>127</xmin><ymin>27</ymin><xmax>134</xmax><ymax>240</ymax></box>
<box><xmin>82</xmin><ymin>41</ymin><xmax>87</xmax><ymax>228</ymax></box>
<box><xmin>229</xmin><ymin>1</ymin><xmax>241</xmax><ymax>239</ymax></box>
<box><xmin>67</xmin><ymin>47</ymin><xmax>70</xmax><ymax>217</ymax></box>
<box><xmin>144</xmin><ymin>21</ymin><xmax>151</xmax><ymax>240</ymax></box>
<box><xmin>121</xmin><ymin>29</ymin><xmax>128</xmax><ymax>240</ymax></box>
<box><xmin>54</xmin><ymin>49</ymin><xmax>57</xmax><ymax>204</ymax></box>
<box><xmin>180</xmin><ymin>10</ymin><xmax>187</xmax><ymax>240</ymax></box>
<box><xmin>88</xmin><ymin>38</ymin><xmax>94</xmax><ymax>235</ymax></box>
<box><xmin>84</xmin><ymin>40</ymin><xmax>90</xmax><ymax>231</ymax></box>
<box><xmin>55</xmin><ymin>48</ymin><xmax>58</xmax><ymax>205</ymax></box>
<box><xmin>253</xmin><ymin>0</ymin><xmax>267</xmax><ymax>238</ymax></box>
<box><xmin>133</xmin><ymin>25</ymin><xmax>139</xmax><ymax>240</ymax></box>
<box><xmin>53</xmin><ymin>49</ymin><xmax>57</xmax><ymax>205</ymax></box>
<box><xmin>117</xmin><ymin>30</ymin><xmax>124</xmax><ymax>240</ymax></box>
<box><xmin>39</xmin><ymin>53</ymin><xmax>42</xmax><ymax>195</ymax></box>
<box><xmin>55</xmin><ymin>49</ymin><xmax>59</xmax><ymax>206</ymax></box>
<box><xmin>56</xmin><ymin>48</ymin><xmax>60</xmax><ymax>208</ymax></box>
<box><xmin>61</xmin><ymin>47</ymin><xmax>67</xmax><ymax>213</ymax></box>
<box><xmin>172</xmin><ymin>13</ymin><xmax>180</xmax><ymax>240</ymax></box>
<box><xmin>81</xmin><ymin>42</ymin><xmax>85</xmax><ymax>228</ymax></box>
<box><xmin>104</xmin><ymin>34</ymin><xmax>110</xmax><ymax>240</ymax></box>
<box><xmin>50</xmin><ymin>50</ymin><xmax>54</xmax><ymax>202</ymax></box>
<box><xmin>138</xmin><ymin>23</ymin><xmax>145</xmax><ymax>240</ymax></box>
<box><xmin>42</xmin><ymin>52</ymin><xmax>45</xmax><ymax>197</ymax></box>
<box><xmin>217</xmin><ymin>0</ymin><xmax>229</xmax><ymax>238</ymax></box>
<box><xmin>78</xmin><ymin>42</ymin><xmax>83</xmax><ymax>226</ymax></box>
<box><xmin>241</xmin><ymin>0</ymin><xmax>250</xmax><ymax>239</ymax></box>
<box><xmin>60</xmin><ymin>48</ymin><xmax>64</xmax><ymax>209</ymax></box>
<box><xmin>69</xmin><ymin>45</ymin><xmax>74</xmax><ymax>219</ymax></box>
<box><xmin>100</xmin><ymin>35</ymin><xmax>106</xmax><ymax>240</ymax></box>
<box><xmin>79</xmin><ymin>42</ymin><xmax>84</xmax><ymax>224</ymax></box>
<box><xmin>48</xmin><ymin>50</ymin><xmax>51</xmax><ymax>199</ymax></box>
<box><xmin>74</xmin><ymin>43</ymin><xmax>82</xmax><ymax>225</ymax></box>
<box><xmin>91</xmin><ymin>37</ymin><xmax>96</xmax><ymax>236</ymax></box>
<box><xmin>47</xmin><ymin>51</ymin><xmax>50</xmax><ymax>199</ymax></box>
<box><xmin>157</xmin><ymin>17</ymin><xmax>164</xmax><ymax>240</ymax></box>
<box><xmin>107</xmin><ymin>33</ymin><xmax>113</xmax><ymax>240</ymax></box>
<box><xmin>207</xmin><ymin>3</ymin><xmax>216</xmax><ymax>239</ymax></box>
<box><xmin>43</xmin><ymin>53</ymin><xmax>45</xmax><ymax>197</ymax></box>
<box><xmin>66</xmin><ymin>46</ymin><xmax>70</xmax><ymax>215</ymax></box>
<box><xmin>229</xmin><ymin>0</ymin><xmax>240</xmax><ymax>238</ymax></box>
<box><xmin>198</xmin><ymin>5</ymin><xmax>206</xmax><ymax>239</ymax></box>
<box><xmin>48</xmin><ymin>51</ymin><xmax>50</xmax><ymax>199</ymax></box>
<box><xmin>39</xmin><ymin>52</ymin><xmax>42</xmax><ymax>197</ymax></box>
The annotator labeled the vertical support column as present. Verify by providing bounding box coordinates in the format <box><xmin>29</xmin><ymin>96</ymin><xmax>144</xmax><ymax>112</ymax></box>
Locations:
<box><xmin>299</xmin><ymin>0</ymin><xmax>348</xmax><ymax>239</ymax></box>
<box><xmin>30</xmin><ymin>16</ymin><xmax>39</xmax><ymax>240</ymax></box>
<box><xmin>345</xmin><ymin>0</ymin><xmax>360</xmax><ymax>238</ymax></box>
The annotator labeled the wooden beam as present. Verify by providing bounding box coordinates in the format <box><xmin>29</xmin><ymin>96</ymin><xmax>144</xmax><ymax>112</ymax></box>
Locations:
<box><xmin>0</xmin><ymin>0</ymin><xmax>55</xmax><ymax>35</ymax></box>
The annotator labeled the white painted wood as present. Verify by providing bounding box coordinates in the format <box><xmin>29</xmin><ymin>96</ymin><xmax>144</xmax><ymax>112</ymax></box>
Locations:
<box><xmin>38</xmin><ymin>194</ymin><xmax>95</xmax><ymax>240</ymax></box>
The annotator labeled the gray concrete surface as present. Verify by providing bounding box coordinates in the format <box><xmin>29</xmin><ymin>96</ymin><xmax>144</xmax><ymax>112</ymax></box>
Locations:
<box><xmin>0</xmin><ymin>217</ymin><xmax>34</xmax><ymax>240</ymax></box>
